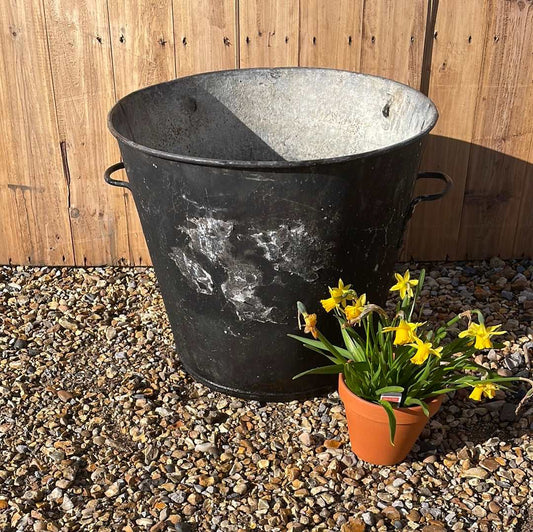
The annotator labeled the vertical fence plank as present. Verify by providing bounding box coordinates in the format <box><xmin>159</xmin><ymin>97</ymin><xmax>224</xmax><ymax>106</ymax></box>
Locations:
<box><xmin>109</xmin><ymin>0</ymin><xmax>176</xmax><ymax>99</ymax></box>
<box><xmin>456</xmin><ymin>1</ymin><xmax>533</xmax><ymax>259</ymax></box>
<box><xmin>108</xmin><ymin>0</ymin><xmax>176</xmax><ymax>265</ymax></box>
<box><xmin>44</xmin><ymin>0</ymin><xmax>130</xmax><ymax>266</ymax></box>
<box><xmin>359</xmin><ymin>0</ymin><xmax>427</xmax><ymax>88</ymax></box>
<box><xmin>299</xmin><ymin>0</ymin><xmax>363</xmax><ymax>70</ymax></box>
<box><xmin>403</xmin><ymin>0</ymin><xmax>489</xmax><ymax>260</ymax></box>
<box><xmin>514</xmin><ymin>145</ymin><xmax>533</xmax><ymax>257</ymax></box>
<box><xmin>174</xmin><ymin>0</ymin><xmax>237</xmax><ymax>76</ymax></box>
<box><xmin>239</xmin><ymin>0</ymin><xmax>299</xmax><ymax>68</ymax></box>
<box><xmin>0</xmin><ymin>0</ymin><xmax>74</xmax><ymax>265</ymax></box>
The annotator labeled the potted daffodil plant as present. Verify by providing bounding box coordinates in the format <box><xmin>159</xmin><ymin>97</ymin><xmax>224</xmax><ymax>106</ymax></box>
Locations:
<box><xmin>291</xmin><ymin>270</ymin><xmax>533</xmax><ymax>465</ymax></box>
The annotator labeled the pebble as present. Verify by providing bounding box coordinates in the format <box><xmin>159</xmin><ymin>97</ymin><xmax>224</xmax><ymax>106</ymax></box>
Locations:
<box><xmin>299</xmin><ymin>432</ymin><xmax>313</xmax><ymax>446</ymax></box>
<box><xmin>104</xmin><ymin>482</ymin><xmax>122</xmax><ymax>498</ymax></box>
<box><xmin>500</xmin><ymin>402</ymin><xmax>517</xmax><ymax>422</ymax></box>
<box><xmin>362</xmin><ymin>512</ymin><xmax>375</xmax><ymax>526</ymax></box>
<box><xmin>233</xmin><ymin>482</ymin><xmax>248</xmax><ymax>495</ymax></box>
<box><xmin>463</xmin><ymin>467</ymin><xmax>489</xmax><ymax>479</ymax></box>
<box><xmin>194</xmin><ymin>442</ymin><xmax>218</xmax><ymax>455</ymax></box>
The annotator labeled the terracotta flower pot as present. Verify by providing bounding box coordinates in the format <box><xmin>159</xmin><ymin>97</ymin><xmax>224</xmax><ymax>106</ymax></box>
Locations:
<box><xmin>338</xmin><ymin>374</ymin><xmax>444</xmax><ymax>465</ymax></box>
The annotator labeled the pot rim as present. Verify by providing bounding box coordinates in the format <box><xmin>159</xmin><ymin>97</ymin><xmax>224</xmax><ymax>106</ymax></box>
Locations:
<box><xmin>107</xmin><ymin>66</ymin><xmax>439</xmax><ymax>170</ymax></box>
<box><xmin>338</xmin><ymin>373</ymin><xmax>443</xmax><ymax>424</ymax></box>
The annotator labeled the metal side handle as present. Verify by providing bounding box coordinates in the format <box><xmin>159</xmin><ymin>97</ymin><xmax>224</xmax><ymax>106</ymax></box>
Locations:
<box><xmin>104</xmin><ymin>162</ymin><xmax>131</xmax><ymax>190</ymax></box>
<box><xmin>406</xmin><ymin>171</ymin><xmax>452</xmax><ymax>220</ymax></box>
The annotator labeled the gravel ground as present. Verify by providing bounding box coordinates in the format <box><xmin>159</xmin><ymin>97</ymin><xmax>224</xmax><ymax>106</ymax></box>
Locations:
<box><xmin>1</xmin><ymin>259</ymin><xmax>532</xmax><ymax>532</ymax></box>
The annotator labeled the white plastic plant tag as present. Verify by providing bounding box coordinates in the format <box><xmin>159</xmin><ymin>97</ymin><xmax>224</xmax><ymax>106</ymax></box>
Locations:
<box><xmin>380</xmin><ymin>392</ymin><xmax>402</xmax><ymax>407</ymax></box>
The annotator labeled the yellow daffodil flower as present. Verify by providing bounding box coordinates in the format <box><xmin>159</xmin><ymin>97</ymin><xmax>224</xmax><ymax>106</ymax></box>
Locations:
<box><xmin>469</xmin><ymin>382</ymin><xmax>498</xmax><ymax>401</ymax></box>
<box><xmin>344</xmin><ymin>294</ymin><xmax>367</xmax><ymax>322</ymax></box>
<box><xmin>320</xmin><ymin>279</ymin><xmax>354</xmax><ymax>312</ymax></box>
<box><xmin>303</xmin><ymin>313</ymin><xmax>319</xmax><ymax>339</ymax></box>
<box><xmin>458</xmin><ymin>322</ymin><xmax>505</xmax><ymax>349</ymax></box>
<box><xmin>408</xmin><ymin>338</ymin><xmax>443</xmax><ymax>365</ymax></box>
<box><xmin>382</xmin><ymin>319</ymin><xmax>424</xmax><ymax>345</ymax></box>
<box><xmin>390</xmin><ymin>270</ymin><xmax>419</xmax><ymax>299</ymax></box>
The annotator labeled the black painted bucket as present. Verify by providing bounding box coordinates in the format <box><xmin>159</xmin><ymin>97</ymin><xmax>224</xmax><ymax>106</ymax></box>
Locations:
<box><xmin>105</xmin><ymin>68</ymin><xmax>451</xmax><ymax>401</ymax></box>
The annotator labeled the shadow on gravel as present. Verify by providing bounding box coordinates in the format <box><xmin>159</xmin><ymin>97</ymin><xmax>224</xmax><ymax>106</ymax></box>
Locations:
<box><xmin>404</xmin><ymin>389</ymin><xmax>532</xmax><ymax>463</ymax></box>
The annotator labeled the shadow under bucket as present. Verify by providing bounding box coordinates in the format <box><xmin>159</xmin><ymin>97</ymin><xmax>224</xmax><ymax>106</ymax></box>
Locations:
<box><xmin>105</xmin><ymin>67</ymin><xmax>451</xmax><ymax>401</ymax></box>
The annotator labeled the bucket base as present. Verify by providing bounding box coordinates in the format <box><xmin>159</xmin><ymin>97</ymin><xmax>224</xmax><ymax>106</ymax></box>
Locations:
<box><xmin>181</xmin><ymin>360</ymin><xmax>336</xmax><ymax>402</ymax></box>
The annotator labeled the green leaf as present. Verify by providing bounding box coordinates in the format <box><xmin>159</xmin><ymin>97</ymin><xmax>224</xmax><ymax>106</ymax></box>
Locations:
<box><xmin>404</xmin><ymin>397</ymin><xmax>429</xmax><ymax>417</ymax></box>
<box><xmin>287</xmin><ymin>334</ymin><xmax>350</xmax><ymax>363</ymax></box>
<box><xmin>379</xmin><ymin>400</ymin><xmax>397</xmax><ymax>446</ymax></box>
<box><xmin>293</xmin><ymin>364</ymin><xmax>344</xmax><ymax>379</ymax></box>
<box><xmin>340</xmin><ymin>324</ymin><xmax>365</xmax><ymax>362</ymax></box>
<box><xmin>375</xmin><ymin>385</ymin><xmax>404</xmax><ymax>395</ymax></box>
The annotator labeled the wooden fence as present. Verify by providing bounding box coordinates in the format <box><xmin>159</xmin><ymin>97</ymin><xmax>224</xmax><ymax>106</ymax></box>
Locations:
<box><xmin>1</xmin><ymin>0</ymin><xmax>532</xmax><ymax>266</ymax></box>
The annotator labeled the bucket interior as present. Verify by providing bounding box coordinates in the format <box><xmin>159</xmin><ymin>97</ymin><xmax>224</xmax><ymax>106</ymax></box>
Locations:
<box><xmin>110</xmin><ymin>68</ymin><xmax>437</xmax><ymax>163</ymax></box>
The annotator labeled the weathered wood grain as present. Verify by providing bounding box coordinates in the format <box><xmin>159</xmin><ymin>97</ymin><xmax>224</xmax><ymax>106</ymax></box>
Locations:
<box><xmin>174</xmin><ymin>0</ymin><xmax>237</xmax><ymax>76</ymax></box>
<box><xmin>456</xmin><ymin>0</ymin><xmax>533</xmax><ymax>259</ymax></box>
<box><xmin>239</xmin><ymin>0</ymin><xmax>299</xmax><ymax>68</ymax></box>
<box><xmin>1</xmin><ymin>0</ymin><xmax>533</xmax><ymax>264</ymax></box>
<box><xmin>299</xmin><ymin>0</ymin><xmax>363</xmax><ymax>70</ymax></box>
<box><xmin>0</xmin><ymin>0</ymin><xmax>74</xmax><ymax>265</ymax></box>
<box><xmin>44</xmin><ymin>0</ymin><xmax>130</xmax><ymax>265</ymax></box>
<box><xmin>404</xmin><ymin>0</ymin><xmax>489</xmax><ymax>260</ymax></box>
<box><xmin>108</xmin><ymin>0</ymin><xmax>177</xmax><ymax>265</ymax></box>
<box><xmin>359</xmin><ymin>0</ymin><xmax>428</xmax><ymax>88</ymax></box>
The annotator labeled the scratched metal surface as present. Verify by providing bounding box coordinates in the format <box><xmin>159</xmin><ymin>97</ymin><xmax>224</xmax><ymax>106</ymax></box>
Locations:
<box><xmin>107</xmin><ymin>68</ymin><xmax>438</xmax><ymax>400</ymax></box>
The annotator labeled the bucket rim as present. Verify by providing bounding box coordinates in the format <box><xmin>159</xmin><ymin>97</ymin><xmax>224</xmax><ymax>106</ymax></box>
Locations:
<box><xmin>107</xmin><ymin>67</ymin><xmax>439</xmax><ymax>169</ymax></box>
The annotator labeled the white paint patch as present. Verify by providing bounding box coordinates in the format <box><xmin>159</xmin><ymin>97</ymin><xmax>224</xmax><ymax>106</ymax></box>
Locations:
<box><xmin>170</xmin><ymin>214</ymin><xmax>279</xmax><ymax>323</ymax></box>
<box><xmin>169</xmin><ymin>247</ymin><xmax>214</xmax><ymax>295</ymax></box>
<box><xmin>221</xmin><ymin>267</ymin><xmax>275</xmax><ymax>323</ymax></box>
<box><xmin>186</xmin><ymin>216</ymin><xmax>234</xmax><ymax>262</ymax></box>
<box><xmin>251</xmin><ymin>222</ymin><xmax>332</xmax><ymax>282</ymax></box>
